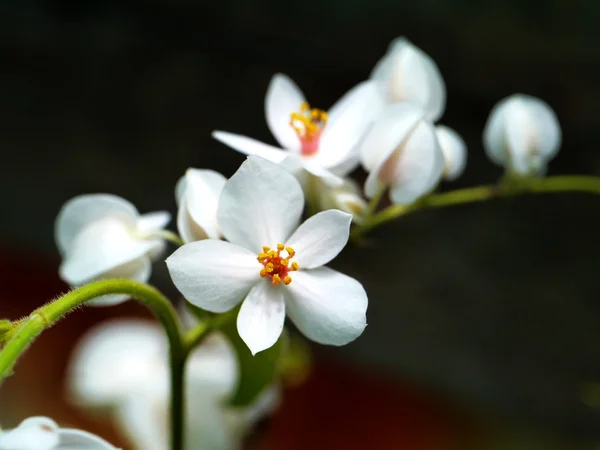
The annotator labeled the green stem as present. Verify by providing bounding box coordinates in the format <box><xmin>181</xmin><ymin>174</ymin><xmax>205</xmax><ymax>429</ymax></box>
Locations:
<box><xmin>353</xmin><ymin>175</ymin><xmax>600</xmax><ymax>236</ymax></box>
<box><xmin>0</xmin><ymin>279</ymin><xmax>187</xmax><ymax>450</ymax></box>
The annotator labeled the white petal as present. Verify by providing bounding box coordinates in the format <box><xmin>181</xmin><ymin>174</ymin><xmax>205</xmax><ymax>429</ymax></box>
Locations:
<box><xmin>371</xmin><ymin>37</ymin><xmax>446</xmax><ymax>121</ymax></box>
<box><xmin>301</xmin><ymin>159</ymin><xmax>344</xmax><ymax>187</ymax></box>
<box><xmin>286</xmin><ymin>210</ymin><xmax>351</xmax><ymax>269</ymax></box>
<box><xmin>86</xmin><ymin>257</ymin><xmax>152</xmax><ymax>307</ymax></box>
<box><xmin>435</xmin><ymin>125</ymin><xmax>467</xmax><ymax>181</ymax></box>
<box><xmin>59</xmin><ymin>218</ymin><xmax>156</xmax><ymax>285</ymax></box>
<box><xmin>285</xmin><ymin>267</ymin><xmax>367</xmax><ymax>346</ymax></box>
<box><xmin>237</xmin><ymin>279</ymin><xmax>286</xmax><ymax>355</ymax></box>
<box><xmin>212</xmin><ymin>131</ymin><xmax>288</xmax><ymax>163</ymax></box>
<box><xmin>166</xmin><ymin>240</ymin><xmax>259</xmax><ymax>313</ymax></box>
<box><xmin>264</xmin><ymin>73</ymin><xmax>304</xmax><ymax>151</ymax></box>
<box><xmin>359</xmin><ymin>103</ymin><xmax>424</xmax><ymax>174</ymax></box>
<box><xmin>55</xmin><ymin>194</ymin><xmax>138</xmax><ymax>256</ymax></box>
<box><xmin>217</xmin><ymin>156</ymin><xmax>304</xmax><ymax>252</ymax></box>
<box><xmin>0</xmin><ymin>417</ymin><xmax>59</xmax><ymax>450</ymax></box>
<box><xmin>67</xmin><ymin>320</ymin><xmax>167</xmax><ymax>406</ymax></box>
<box><xmin>114</xmin><ymin>396</ymin><xmax>167</xmax><ymax>450</ymax></box>
<box><xmin>367</xmin><ymin>120</ymin><xmax>444</xmax><ymax>204</ymax></box>
<box><xmin>136</xmin><ymin>211</ymin><xmax>170</xmax><ymax>234</ymax></box>
<box><xmin>316</xmin><ymin>81</ymin><xmax>383</xmax><ymax>169</ymax></box>
<box><xmin>177</xmin><ymin>197</ymin><xmax>209</xmax><ymax>243</ymax></box>
<box><xmin>57</xmin><ymin>429</ymin><xmax>119</xmax><ymax>449</ymax></box>
<box><xmin>187</xmin><ymin>333</ymin><xmax>238</xmax><ymax>398</ymax></box>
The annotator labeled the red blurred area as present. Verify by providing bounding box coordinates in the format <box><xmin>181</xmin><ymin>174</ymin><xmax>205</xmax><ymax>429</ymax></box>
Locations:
<box><xmin>0</xmin><ymin>247</ymin><xmax>465</xmax><ymax>449</ymax></box>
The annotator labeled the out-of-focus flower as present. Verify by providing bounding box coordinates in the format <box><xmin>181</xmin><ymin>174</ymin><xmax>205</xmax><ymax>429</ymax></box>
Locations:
<box><xmin>0</xmin><ymin>417</ymin><xmax>118</xmax><ymax>450</ymax></box>
<box><xmin>167</xmin><ymin>156</ymin><xmax>368</xmax><ymax>355</ymax></box>
<box><xmin>483</xmin><ymin>94</ymin><xmax>561</xmax><ymax>175</ymax></box>
<box><xmin>370</xmin><ymin>37</ymin><xmax>446</xmax><ymax>121</ymax></box>
<box><xmin>435</xmin><ymin>125</ymin><xmax>467</xmax><ymax>181</ymax></box>
<box><xmin>360</xmin><ymin>103</ymin><xmax>445</xmax><ymax>205</ymax></box>
<box><xmin>67</xmin><ymin>319</ymin><xmax>277</xmax><ymax>450</ymax></box>
<box><xmin>212</xmin><ymin>73</ymin><xmax>381</xmax><ymax>188</ymax></box>
<box><xmin>175</xmin><ymin>169</ymin><xmax>227</xmax><ymax>243</ymax></box>
<box><xmin>55</xmin><ymin>194</ymin><xmax>170</xmax><ymax>306</ymax></box>
<box><xmin>315</xmin><ymin>177</ymin><xmax>368</xmax><ymax>224</ymax></box>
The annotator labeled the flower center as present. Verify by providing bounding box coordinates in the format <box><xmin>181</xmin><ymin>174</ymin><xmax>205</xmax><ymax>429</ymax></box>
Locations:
<box><xmin>290</xmin><ymin>102</ymin><xmax>328</xmax><ymax>156</ymax></box>
<box><xmin>257</xmin><ymin>244</ymin><xmax>299</xmax><ymax>286</ymax></box>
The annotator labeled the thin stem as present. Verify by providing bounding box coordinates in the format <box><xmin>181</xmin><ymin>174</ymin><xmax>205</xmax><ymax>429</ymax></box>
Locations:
<box><xmin>0</xmin><ymin>279</ymin><xmax>187</xmax><ymax>450</ymax></box>
<box><xmin>353</xmin><ymin>175</ymin><xmax>600</xmax><ymax>236</ymax></box>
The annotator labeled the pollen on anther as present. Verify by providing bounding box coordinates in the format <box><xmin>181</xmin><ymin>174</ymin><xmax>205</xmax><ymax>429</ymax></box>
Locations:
<box><xmin>286</xmin><ymin>247</ymin><xmax>295</xmax><ymax>257</ymax></box>
<box><xmin>277</xmin><ymin>243</ymin><xmax>285</xmax><ymax>251</ymax></box>
<box><xmin>272</xmin><ymin>274</ymin><xmax>282</xmax><ymax>285</ymax></box>
<box><xmin>291</xmin><ymin>262</ymin><xmax>299</xmax><ymax>271</ymax></box>
<box><xmin>263</xmin><ymin>246</ymin><xmax>271</xmax><ymax>253</ymax></box>
<box><xmin>283</xmin><ymin>276</ymin><xmax>292</xmax><ymax>285</ymax></box>
<box><xmin>260</xmin><ymin>269</ymin><xmax>267</xmax><ymax>277</ymax></box>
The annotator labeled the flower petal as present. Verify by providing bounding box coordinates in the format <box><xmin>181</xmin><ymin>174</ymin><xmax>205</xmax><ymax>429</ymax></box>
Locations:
<box><xmin>0</xmin><ymin>417</ymin><xmax>60</xmax><ymax>450</ymax></box>
<box><xmin>136</xmin><ymin>211</ymin><xmax>171</xmax><ymax>234</ymax></box>
<box><xmin>265</xmin><ymin>73</ymin><xmax>304</xmax><ymax>151</ymax></box>
<box><xmin>316</xmin><ymin>81</ymin><xmax>383</xmax><ymax>169</ymax></box>
<box><xmin>435</xmin><ymin>125</ymin><xmax>467</xmax><ymax>181</ymax></box>
<box><xmin>237</xmin><ymin>279</ymin><xmax>286</xmax><ymax>355</ymax></box>
<box><xmin>67</xmin><ymin>320</ymin><xmax>167</xmax><ymax>406</ymax></box>
<box><xmin>359</xmin><ymin>103</ymin><xmax>424</xmax><ymax>174</ymax></box>
<box><xmin>58</xmin><ymin>429</ymin><xmax>119</xmax><ymax>449</ymax></box>
<box><xmin>178</xmin><ymin>169</ymin><xmax>226</xmax><ymax>242</ymax></box>
<box><xmin>59</xmin><ymin>218</ymin><xmax>156</xmax><ymax>285</ymax></box>
<box><xmin>114</xmin><ymin>396</ymin><xmax>167</xmax><ymax>450</ymax></box>
<box><xmin>86</xmin><ymin>257</ymin><xmax>152</xmax><ymax>307</ymax></box>
<box><xmin>212</xmin><ymin>131</ymin><xmax>288</xmax><ymax>163</ymax></box>
<box><xmin>55</xmin><ymin>194</ymin><xmax>138</xmax><ymax>256</ymax></box>
<box><xmin>218</xmin><ymin>156</ymin><xmax>304</xmax><ymax>252</ymax></box>
<box><xmin>286</xmin><ymin>210</ymin><xmax>351</xmax><ymax>269</ymax></box>
<box><xmin>285</xmin><ymin>267</ymin><xmax>367</xmax><ymax>346</ymax></box>
<box><xmin>301</xmin><ymin>159</ymin><xmax>344</xmax><ymax>187</ymax></box>
<box><xmin>166</xmin><ymin>240</ymin><xmax>259</xmax><ymax>313</ymax></box>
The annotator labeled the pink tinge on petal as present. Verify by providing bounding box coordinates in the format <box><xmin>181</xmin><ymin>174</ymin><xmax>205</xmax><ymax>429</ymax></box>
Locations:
<box><xmin>289</xmin><ymin>102</ymin><xmax>327</xmax><ymax>156</ymax></box>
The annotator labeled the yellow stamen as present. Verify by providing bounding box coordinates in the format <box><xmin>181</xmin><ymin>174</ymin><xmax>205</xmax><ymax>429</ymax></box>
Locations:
<box><xmin>268</xmin><ymin>250</ymin><xmax>278</xmax><ymax>258</ymax></box>
<box><xmin>277</xmin><ymin>243</ymin><xmax>285</xmax><ymax>251</ymax></box>
<box><xmin>291</xmin><ymin>262</ymin><xmax>299</xmax><ymax>271</ymax></box>
<box><xmin>272</xmin><ymin>274</ymin><xmax>281</xmax><ymax>285</ymax></box>
<box><xmin>280</xmin><ymin>258</ymin><xmax>289</xmax><ymax>266</ymax></box>
<box><xmin>257</xmin><ymin>252</ymin><xmax>268</xmax><ymax>262</ymax></box>
<box><xmin>260</xmin><ymin>269</ymin><xmax>267</xmax><ymax>277</ymax></box>
<box><xmin>265</xmin><ymin>262</ymin><xmax>274</xmax><ymax>273</ymax></box>
<box><xmin>286</xmin><ymin>247</ymin><xmax>295</xmax><ymax>257</ymax></box>
<box><xmin>263</xmin><ymin>246</ymin><xmax>271</xmax><ymax>253</ymax></box>
<box><xmin>283</xmin><ymin>276</ymin><xmax>292</xmax><ymax>285</ymax></box>
<box><xmin>300</xmin><ymin>102</ymin><xmax>310</xmax><ymax>112</ymax></box>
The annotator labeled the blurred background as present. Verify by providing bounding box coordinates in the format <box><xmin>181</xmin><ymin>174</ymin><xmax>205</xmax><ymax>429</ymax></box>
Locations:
<box><xmin>1</xmin><ymin>0</ymin><xmax>600</xmax><ymax>448</ymax></box>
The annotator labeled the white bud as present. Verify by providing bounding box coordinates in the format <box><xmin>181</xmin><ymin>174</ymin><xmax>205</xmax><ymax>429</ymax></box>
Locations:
<box><xmin>483</xmin><ymin>94</ymin><xmax>561</xmax><ymax>175</ymax></box>
<box><xmin>370</xmin><ymin>37</ymin><xmax>446</xmax><ymax>121</ymax></box>
<box><xmin>317</xmin><ymin>178</ymin><xmax>368</xmax><ymax>223</ymax></box>
<box><xmin>435</xmin><ymin>125</ymin><xmax>467</xmax><ymax>181</ymax></box>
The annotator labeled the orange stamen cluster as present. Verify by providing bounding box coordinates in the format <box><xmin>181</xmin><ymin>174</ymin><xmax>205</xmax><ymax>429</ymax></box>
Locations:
<box><xmin>257</xmin><ymin>244</ymin><xmax>299</xmax><ymax>286</ymax></box>
<box><xmin>290</xmin><ymin>102</ymin><xmax>328</xmax><ymax>156</ymax></box>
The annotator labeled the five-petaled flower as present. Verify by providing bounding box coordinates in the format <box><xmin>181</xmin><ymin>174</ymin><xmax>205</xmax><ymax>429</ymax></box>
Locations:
<box><xmin>212</xmin><ymin>73</ymin><xmax>381</xmax><ymax>189</ymax></box>
<box><xmin>0</xmin><ymin>417</ymin><xmax>118</xmax><ymax>450</ymax></box>
<box><xmin>166</xmin><ymin>156</ymin><xmax>369</xmax><ymax>355</ymax></box>
<box><xmin>55</xmin><ymin>194</ymin><xmax>171</xmax><ymax>306</ymax></box>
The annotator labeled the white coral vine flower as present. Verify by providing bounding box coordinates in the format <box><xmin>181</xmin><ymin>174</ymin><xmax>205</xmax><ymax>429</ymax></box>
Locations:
<box><xmin>483</xmin><ymin>94</ymin><xmax>561</xmax><ymax>175</ymax></box>
<box><xmin>212</xmin><ymin>73</ymin><xmax>381</xmax><ymax>189</ymax></box>
<box><xmin>175</xmin><ymin>168</ymin><xmax>227</xmax><ymax>242</ymax></box>
<box><xmin>68</xmin><ymin>319</ymin><xmax>276</xmax><ymax>450</ymax></box>
<box><xmin>435</xmin><ymin>125</ymin><xmax>467</xmax><ymax>181</ymax></box>
<box><xmin>0</xmin><ymin>417</ymin><xmax>119</xmax><ymax>450</ymax></box>
<box><xmin>55</xmin><ymin>194</ymin><xmax>170</xmax><ymax>306</ymax></box>
<box><xmin>166</xmin><ymin>156</ymin><xmax>368</xmax><ymax>355</ymax></box>
<box><xmin>370</xmin><ymin>37</ymin><xmax>446</xmax><ymax>121</ymax></box>
<box><xmin>316</xmin><ymin>177</ymin><xmax>368</xmax><ymax>224</ymax></box>
<box><xmin>360</xmin><ymin>103</ymin><xmax>445</xmax><ymax>205</ymax></box>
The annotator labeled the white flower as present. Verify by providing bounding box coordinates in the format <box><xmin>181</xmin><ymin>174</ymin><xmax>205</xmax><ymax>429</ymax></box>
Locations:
<box><xmin>175</xmin><ymin>169</ymin><xmax>227</xmax><ymax>243</ymax></box>
<box><xmin>370</xmin><ymin>37</ymin><xmax>446</xmax><ymax>121</ymax></box>
<box><xmin>67</xmin><ymin>319</ymin><xmax>276</xmax><ymax>450</ymax></box>
<box><xmin>360</xmin><ymin>103</ymin><xmax>445</xmax><ymax>205</ymax></box>
<box><xmin>166</xmin><ymin>156</ymin><xmax>368</xmax><ymax>355</ymax></box>
<box><xmin>55</xmin><ymin>194</ymin><xmax>170</xmax><ymax>306</ymax></box>
<box><xmin>0</xmin><ymin>417</ymin><xmax>118</xmax><ymax>450</ymax></box>
<box><xmin>483</xmin><ymin>94</ymin><xmax>561</xmax><ymax>175</ymax></box>
<box><xmin>212</xmin><ymin>73</ymin><xmax>381</xmax><ymax>188</ymax></box>
<box><xmin>316</xmin><ymin>177</ymin><xmax>368</xmax><ymax>224</ymax></box>
<box><xmin>435</xmin><ymin>125</ymin><xmax>467</xmax><ymax>181</ymax></box>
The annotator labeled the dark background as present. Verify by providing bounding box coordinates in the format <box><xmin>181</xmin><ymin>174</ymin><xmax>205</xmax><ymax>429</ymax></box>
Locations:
<box><xmin>1</xmin><ymin>0</ymin><xmax>600</xmax><ymax>447</ymax></box>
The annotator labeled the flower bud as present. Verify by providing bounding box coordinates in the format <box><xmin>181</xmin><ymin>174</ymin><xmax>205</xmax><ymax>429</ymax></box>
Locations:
<box><xmin>435</xmin><ymin>125</ymin><xmax>467</xmax><ymax>181</ymax></box>
<box><xmin>370</xmin><ymin>37</ymin><xmax>446</xmax><ymax>121</ymax></box>
<box><xmin>317</xmin><ymin>178</ymin><xmax>368</xmax><ymax>223</ymax></box>
<box><xmin>483</xmin><ymin>94</ymin><xmax>561</xmax><ymax>175</ymax></box>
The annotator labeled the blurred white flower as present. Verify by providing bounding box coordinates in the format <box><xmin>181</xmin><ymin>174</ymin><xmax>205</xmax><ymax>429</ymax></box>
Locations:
<box><xmin>175</xmin><ymin>169</ymin><xmax>227</xmax><ymax>243</ymax></box>
<box><xmin>316</xmin><ymin>177</ymin><xmax>368</xmax><ymax>224</ymax></box>
<box><xmin>0</xmin><ymin>416</ymin><xmax>118</xmax><ymax>450</ymax></box>
<box><xmin>435</xmin><ymin>125</ymin><xmax>467</xmax><ymax>181</ymax></box>
<box><xmin>212</xmin><ymin>73</ymin><xmax>381</xmax><ymax>188</ymax></box>
<box><xmin>68</xmin><ymin>319</ymin><xmax>276</xmax><ymax>450</ymax></box>
<box><xmin>483</xmin><ymin>94</ymin><xmax>561</xmax><ymax>175</ymax></box>
<box><xmin>360</xmin><ymin>103</ymin><xmax>445</xmax><ymax>205</ymax></box>
<box><xmin>55</xmin><ymin>194</ymin><xmax>170</xmax><ymax>306</ymax></box>
<box><xmin>370</xmin><ymin>37</ymin><xmax>446</xmax><ymax>121</ymax></box>
<box><xmin>167</xmin><ymin>156</ymin><xmax>368</xmax><ymax>355</ymax></box>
